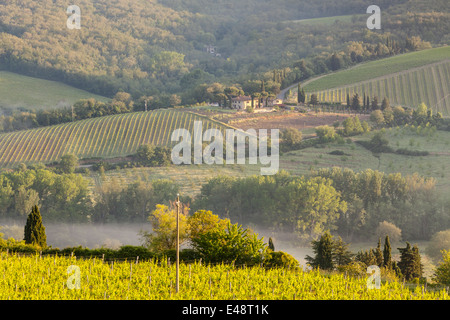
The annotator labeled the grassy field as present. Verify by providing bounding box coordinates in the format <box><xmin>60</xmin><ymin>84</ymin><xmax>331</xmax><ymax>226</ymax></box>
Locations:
<box><xmin>280</xmin><ymin>126</ymin><xmax>450</xmax><ymax>195</ymax></box>
<box><xmin>0</xmin><ymin>109</ymin><xmax>234</xmax><ymax>167</ymax></box>
<box><xmin>0</xmin><ymin>71</ymin><xmax>109</xmax><ymax>110</ymax></box>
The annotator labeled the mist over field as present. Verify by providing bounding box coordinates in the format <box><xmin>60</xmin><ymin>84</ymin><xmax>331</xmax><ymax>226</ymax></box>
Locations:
<box><xmin>0</xmin><ymin>219</ymin><xmax>151</xmax><ymax>249</ymax></box>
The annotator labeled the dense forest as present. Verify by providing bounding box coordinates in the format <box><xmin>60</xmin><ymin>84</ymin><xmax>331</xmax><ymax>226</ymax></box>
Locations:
<box><xmin>0</xmin><ymin>0</ymin><xmax>448</xmax><ymax>108</ymax></box>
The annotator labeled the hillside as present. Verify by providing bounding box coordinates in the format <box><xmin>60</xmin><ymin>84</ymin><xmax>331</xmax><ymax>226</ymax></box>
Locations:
<box><xmin>0</xmin><ymin>109</ymin><xmax>233</xmax><ymax>167</ymax></box>
<box><xmin>0</xmin><ymin>0</ymin><xmax>447</xmax><ymax>101</ymax></box>
<box><xmin>0</xmin><ymin>71</ymin><xmax>109</xmax><ymax>110</ymax></box>
<box><xmin>302</xmin><ymin>47</ymin><xmax>450</xmax><ymax>116</ymax></box>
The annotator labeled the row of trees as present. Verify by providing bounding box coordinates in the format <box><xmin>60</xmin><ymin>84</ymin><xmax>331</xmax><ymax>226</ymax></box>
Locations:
<box><xmin>370</xmin><ymin>102</ymin><xmax>443</xmax><ymax>128</ymax></box>
<box><xmin>0</xmin><ymin>91</ymin><xmax>181</xmax><ymax>133</ymax></box>
<box><xmin>193</xmin><ymin>168</ymin><xmax>448</xmax><ymax>242</ymax></box>
<box><xmin>0</xmin><ymin>163</ymin><xmax>182</xmax><ymax>223</ymax></box>
<box><xmin>1</xmin><ymin>162</ymin><xmax>447</xmax><ymax>241</ymax></box>
<box><xmin>305</xmin><ymin>232</ymin><xmax>425</xmax><ymax>282</ymax></box>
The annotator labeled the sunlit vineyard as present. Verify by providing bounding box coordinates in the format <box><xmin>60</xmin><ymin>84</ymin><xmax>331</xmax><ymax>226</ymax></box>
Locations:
<box><xmin>0</xmin><ymin>252</ymin><xmax>448</xmax><ymax>300</ymax></box>
<box><xmin>305</xmin><ymin>60</ymin><xmax>450</xmax><ymax>116</ymax></box>
<box><xmin>0</xmin><ymin>110</ymin><xmax>232</xmax><ymax>167</ymax></box>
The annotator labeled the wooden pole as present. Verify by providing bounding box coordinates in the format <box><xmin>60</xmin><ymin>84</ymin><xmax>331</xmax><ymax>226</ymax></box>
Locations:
<box><xmin>176</xmin><ymin>194</ymin><xmax>180</xmax><ymax>293</ymax></box>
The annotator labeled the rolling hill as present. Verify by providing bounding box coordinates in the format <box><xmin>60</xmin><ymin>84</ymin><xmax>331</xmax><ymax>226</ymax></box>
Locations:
<box><xmin>302</xmin><ymin>46</ymin><xmax>450</xmax><ymax>116</ymax></box>
<box><xmin>0</xmin><ymin>109</ymin><xmax>234</xmax><ymax>167</ymax></box>
<box><xmin>0</xmin><ymin>71</ymin><xmax>109</xmax><ymax>110</ymax></box>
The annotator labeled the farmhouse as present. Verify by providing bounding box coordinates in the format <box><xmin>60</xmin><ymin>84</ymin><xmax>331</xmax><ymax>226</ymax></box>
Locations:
<box><xmin>231</xmin><ymin>96</ymin><xmax>253</xmax><ymax>110</ymax></box>
<box><xmin>232</xmin><ymin>96</ymin><xmax>284</xmax><ymax>110</ymax></box>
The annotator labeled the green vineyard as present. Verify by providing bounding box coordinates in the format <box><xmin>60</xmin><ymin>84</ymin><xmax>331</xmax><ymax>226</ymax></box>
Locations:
<box><xmin>0</xmin><ymin>110</ymin><xmax>232</xmax><ymax>167</ymax></box>
<box><xmin>305</xmin><ymin>60</ymin><xmax>450</xmax><ymax>116</ymax></box>
<box><xmin>1</xmin><ymin>252</ymin><xmax>448</xmax><ymax>300</ymax></box>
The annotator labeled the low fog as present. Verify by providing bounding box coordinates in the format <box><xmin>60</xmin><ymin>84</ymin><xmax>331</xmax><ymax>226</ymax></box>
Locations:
<box><xmin>0</xmin><ymin>219</ymin><xmax>310</xmax><ymax>266</ymax></box>
<box><xmin>0</xmin><ymin>219</ymin><xmax>151</xmax><ymax>250</ymax></box>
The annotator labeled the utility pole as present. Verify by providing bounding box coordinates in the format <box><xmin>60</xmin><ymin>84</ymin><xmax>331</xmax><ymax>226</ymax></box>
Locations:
<box><xmin>176</xmin><ymin>194</ymin><xmax>180</xmax><ymax>293</ymax></box>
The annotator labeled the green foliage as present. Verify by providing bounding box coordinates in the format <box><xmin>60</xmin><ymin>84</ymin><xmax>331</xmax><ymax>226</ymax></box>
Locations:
<box><xmin>341</xmin><ymin>116</ymin><xmax>364</xmax><ymax>136</ymax></box>
<box><xmin>281</xmin><ymin>128</ymin><xmax>303</xmax><ymax>151</ymax></box>
<box><xmin>187</xmin><ymin>209</ymin><xmax>230</xmax><ymax>242</ymax></box>
<box><xmin>59</xmin><ymin>153</ymin><xmax>79</xmax><ymax>174</ymax></box>
<box><xmin>383</xmin><ymin>235</ymin><xmax>392</xmax><ymax>269</ymax></box>
<box><xmin>305</xmin><ymin>231</ymin><xmax>334</xmax><ymax>270</ymax></box>
<box><xmin>140</xmin><ymin>203</ymin><xmax>189</xmax><ymax>251</ymax></box>
<box><xmin>397</xmin><ymin>242</ymin><xmax>423</xmax><ymax>281</ymax></box>
<box><xmin>432</xmin><ymin>250</ymin><xmax>450</xmax><ymax>286</ymax></box>
<box><xmin>264</xmin><ymin>250</ymin><xmax>300</xmax><ymax>269</ymax></box>
<box><xmin>426</xmin><ymin>230</ymin><xmax>450</xmax><ymax>263</ymax></box>
<box><xmin>24</xmin><ymin>205</ymin><xmax>47</xmax><ymax>248</ymax></box>
<box><xmin>313</xmin><ymin>167</ymin><xmax>442</xmax><ymax>241</ymax></box>
<box><xmin>375</xmin><ymin>221</ymin><xmax>402</xmax><ymax>243</ymax></box>
<box><xmin>135</xmin><ymin>144</ymin><xmax>172</xmax><ymax>167</ymax></box>
<box><xmin>268</xmin><ymin>237</ymin><xmax>275</xmax><ymax>251</ymax></box>
<box><xmin>191</xmin><ymin>222</ymin><xmax>266</xmax><ymax>265</ymax></box>
<box><xmin>315</xmin><ymin>125</ymin><xmax>337</xmax><ymax>142</ymax></box>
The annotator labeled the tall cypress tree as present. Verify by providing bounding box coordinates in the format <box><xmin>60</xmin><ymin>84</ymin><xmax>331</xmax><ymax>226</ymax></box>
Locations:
<box><xmin>383</xmin><ymin>235</ymin><xmax>392</xmax><ymax>269</ymax></box>
<box><xmin>374</xmin><ymin>238</ymin><xmax>383</xmax><ymax>267</ymax></box>
<box><xmin>24</xmin><ymin>205</ymin><xmax>47</xmax><ymax>248</ymax></box>
<box><xmin>268</xmin><ymin>237</ymin><xmax>275</xmax><ymax>251</ymax></box>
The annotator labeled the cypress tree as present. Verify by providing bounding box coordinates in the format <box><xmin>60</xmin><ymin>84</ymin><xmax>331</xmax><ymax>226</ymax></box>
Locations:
<box><xmin>383</xmin><ymin>235</ymin><xmax>392</xmax><ymax>269</ymax></box>
<box><xmin>268</xmin><ymin>237</ymin><xmax>275</xmax><ymax>251</ymax></box>
<box><xmin>374</xmin><ymin>238</ymin><xmax>383</xmax><ymax>267</ymax></box>
<box><xmin>24</xmin><ymin>205</ymin><xmax>47</xmax><ymax>248</ymax></box>
<box><xmin>412</xmin><ymin>244</ymin><xmax>423</xmax><ymax>279</ymax></box>
<box><xmin>381</xmin><ymin>97</ymin><xmax>390</xmax><ymax>111</ymax></box>
<box><xmin>397</xmin><ymin>242</ymin><xmax>422</xmax><ymax>281</ymax></box>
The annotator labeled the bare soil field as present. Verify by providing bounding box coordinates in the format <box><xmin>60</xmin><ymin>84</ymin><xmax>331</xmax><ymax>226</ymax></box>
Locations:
<box><xmin>218</xmin><ymin>111</ymin><xmax>370</xmax><ymax>132</ymax></box>
<box><xmin>184</xmin><ymin>107</ymin><xmax>370</xmax><ymax>132</ymax></box>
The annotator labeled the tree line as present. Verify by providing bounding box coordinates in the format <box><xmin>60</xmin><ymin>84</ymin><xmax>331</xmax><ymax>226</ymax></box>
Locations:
<box><xmin>1</xmin><ymin>162</ymin><xmax>447</xmax><ymax>242</ymax></box>
<box><xmin>0</xmin><ymin>0</ymin><xmax>445</xmax><ymax>108</ymax></box>
<box><xmin>194</xmin><ymin>168</ymin><xmax>448</xmax><ymax>242</ymax></box>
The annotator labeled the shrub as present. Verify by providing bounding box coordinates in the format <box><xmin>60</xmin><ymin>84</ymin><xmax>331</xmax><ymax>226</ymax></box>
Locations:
<box><xmin>426</xmin><ymin>230</ymin><xmax>450</xmax><ymax>263</ymax></box>
<box><xmin>432</xmin><ymin>250</ymin><xmax>450</xmax><ymax>286</ymax></box>
<box><xmin>337</xmin><ymin>261</ymin><xmax>366</xmax><ymax>277</ymax></box>
<box><xmin>395</xmin><ymin>148</ymin><xmax>429</xmax><ymax>156</ymax></box>
<box><xmin>328</xmin><ymin>150</ymin><xmax>345</xmax><ymax>156</ymax></box>
<box><xmin>263</xmin><ymin>250</ymin><xmax>300</xmax><ymax>269</ymax></box>
<box><xmin>191</xmin><ymin>222</ymin><xmax>266</xmax><ymax>265</ymax></box>
<box><xmin>315</xmin><ymin>125</ymin><xmax>337</xmax><ymax>142</ymax></box>
<box><xmin>375</xmin><ymin>221</ymin><xmax>402</xmax><ymax>242</ymax></box>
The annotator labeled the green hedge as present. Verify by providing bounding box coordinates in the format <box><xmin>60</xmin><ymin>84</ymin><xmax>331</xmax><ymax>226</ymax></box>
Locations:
<box><xmin>0</xmin><ymin>241</ymin><xmax>300</xmax><ymax>269</ymax></box>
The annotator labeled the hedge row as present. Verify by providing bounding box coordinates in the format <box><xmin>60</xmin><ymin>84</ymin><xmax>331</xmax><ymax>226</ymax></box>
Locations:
<box><xmin>0</xmin><ymin>240</ymin><xmax>299</xmax><ymax>268</ymax></box>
